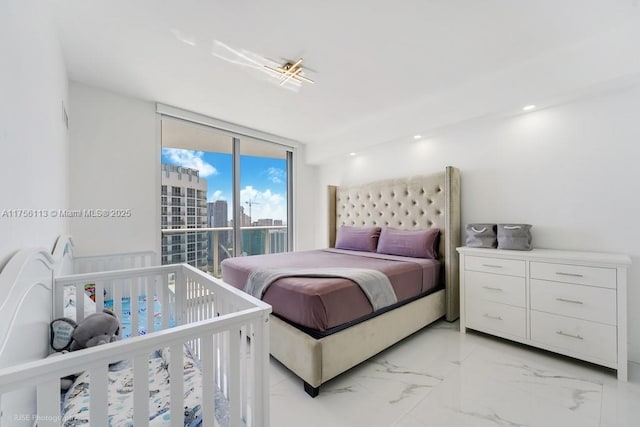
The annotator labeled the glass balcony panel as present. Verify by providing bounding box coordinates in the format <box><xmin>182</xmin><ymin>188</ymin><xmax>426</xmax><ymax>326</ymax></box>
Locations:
<box><xmin>160</xmin><ymin>226</ymin><xmax>286</xmax><ymax>277</ymax></box>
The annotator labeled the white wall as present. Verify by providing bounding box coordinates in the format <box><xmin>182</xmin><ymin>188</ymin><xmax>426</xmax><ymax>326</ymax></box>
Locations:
<box><xmin>68</xmin><ymin>83</ymin><xmax>158</xmax><ymax>255</ymax></box>
<box><xmin>0</xmin><ymin>1</ymin><xmax>69</xmax><ymax>264</ymax></box>
<box><xmin>293</xmin><ymin>145</ymin><xmax>320</xmax><ymax>251</ymax></box>
<box><xmin>315</xmin><ymin>84</ymin><xmax>640</xmax><ymax>364</ymax></box>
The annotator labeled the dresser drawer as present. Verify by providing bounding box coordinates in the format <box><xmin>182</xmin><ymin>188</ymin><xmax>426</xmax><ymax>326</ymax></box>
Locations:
<box><xmin>530</xmin><ymin>261</ymin><xmax>616</xmax><ymax>289</ymax></box>
<box><xmin>466</xmin><ymin>271</ymin><xmax>525</xmax><ymax>307</ymax></box>
<box><xmin>530</xmin><ymin>279</ymin><xmax>616</xmax><ymax>325</ymax></box>
<box><xmin>466</xmin><ymin>300</ymin><xmax>526</xmax><ymax>339</ymax></box>
<box><xmin>465</xmin><ymin>256</ymin><xmax>525</xmax><ymax>277</ymax></box>
<box><xmin>530</xmin><ymin>311</ymin><xmax>617</xmax><ymax>363</ymax></box>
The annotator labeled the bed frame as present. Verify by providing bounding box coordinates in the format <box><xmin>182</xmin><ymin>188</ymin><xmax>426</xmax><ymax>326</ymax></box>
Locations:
<box><xmin>0</xmin><ymin>236</ymin><xmax>272</xmax><ymax>426</ymax></box>
<box><xmin>270</xmin><ymin>166</ymin><xmax>461</xmax><ymax>397</ymax></box>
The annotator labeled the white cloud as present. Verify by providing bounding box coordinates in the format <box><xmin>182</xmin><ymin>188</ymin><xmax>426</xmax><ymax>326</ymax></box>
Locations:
<box><xmin>266</xmin><ymin>167</ymin><xmax>285</xmax><ymax>184</ymax></box>
<box><xmin>162</xmin><ymin>148</ymin><xmax>217</xmax><ymax>177</ymax></box>
<box><xmin>240</xmin><ymin>185</ymin><xmax>286</xmax><ymax>222</ymax></box>
<box><xmin>211</xmin><ymin>190</ymin><xmax>225</xmax><ymax>200</ymax></box>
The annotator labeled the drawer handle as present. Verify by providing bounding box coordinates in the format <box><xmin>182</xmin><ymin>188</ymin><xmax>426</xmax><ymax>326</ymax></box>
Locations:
<box><xmin>483</xmin><ymin>313</ymin><xmax>503</xmax><ymax>321</ymax></box>
<box><xmin>482</xmin><ymin>286</ymin><xmax>503</xmax><ymax>292</ymax></box>
<box><xmin>556</xmin><ymin>272</ymin><xmax>584</xmax><ymax>278</ymax></box>
<box><xmin>556</xmin><ymin>330</ymin><xmax>584</xmax><ymax>340</ymax></box>
<box><xmin>482</xmin><ymin>264</ymin><xmax>503</xmax><ymax>268</ymax></box>
<box><xmin>555</xmin><ymin>297</ymin><xmax>583</xmax><ymax>305</ymax></box>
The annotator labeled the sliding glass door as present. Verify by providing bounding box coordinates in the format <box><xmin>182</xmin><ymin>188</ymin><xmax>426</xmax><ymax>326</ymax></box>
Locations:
<box><xmin>239</xmin><ymin>138</ymin><xmax>289</xmax><ymax>256</ymax></box>
<box><xmin>160</xmin><ymin>117</ymin><xmax>292</xmax><ymax>276</ymax></box>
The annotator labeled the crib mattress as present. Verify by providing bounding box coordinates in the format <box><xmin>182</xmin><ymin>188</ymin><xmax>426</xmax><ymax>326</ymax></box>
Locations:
<box><xmin>221</xmin><ymin>249</ymin><xmax>440</xmax><ymax>332</ymax></box>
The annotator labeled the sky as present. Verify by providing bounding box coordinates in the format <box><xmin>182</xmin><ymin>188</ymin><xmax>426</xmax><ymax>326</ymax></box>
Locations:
<box><xmin>161</xmin><ymin>147</ymin><xmax>287</xmax><ymax>222</ymax></box>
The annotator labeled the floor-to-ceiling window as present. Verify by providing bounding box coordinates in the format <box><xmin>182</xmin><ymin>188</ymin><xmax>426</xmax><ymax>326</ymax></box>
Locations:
<box><xmin>159</xmin><ymin>116</ymin><xmax>292</xmax><ymax>276</ymax></box>
<box><xmin>239</xmin><ymin>138</ymin><xmax>289</xmax><ymax>257</ymax></box>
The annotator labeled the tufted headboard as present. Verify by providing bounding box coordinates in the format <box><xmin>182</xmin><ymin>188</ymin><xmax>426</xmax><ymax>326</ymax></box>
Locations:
<box><xmin>327</xmin><ymin>166</ymin><xmax>461</xmax><ymax>321</ymax></box>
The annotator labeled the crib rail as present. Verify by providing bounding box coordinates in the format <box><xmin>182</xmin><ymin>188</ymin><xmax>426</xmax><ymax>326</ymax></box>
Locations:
<box><xmin>1</xmin><ymin>263</ymin><xmax>271</xmax><ymax>427</ymax></box>
<box><xmin>54</xmin><ymin>264</ymin><xmax>181</xmax><ymax>332</ymax></box>
<box><xmin>73</xmin><ymin>251</ymin><xmax>156</xmax><ymax>273</ymax></box>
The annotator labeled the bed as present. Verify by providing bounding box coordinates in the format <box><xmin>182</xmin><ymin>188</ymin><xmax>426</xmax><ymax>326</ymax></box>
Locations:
<box><xmin>221</xmin><ymin>166</ymin><xmax>461</xmax><ymax>397</ymax></box>
<box><xmin>0</xmin><ymin>236</ymin><xmax>271</xmax><ymax>426</ymax></box>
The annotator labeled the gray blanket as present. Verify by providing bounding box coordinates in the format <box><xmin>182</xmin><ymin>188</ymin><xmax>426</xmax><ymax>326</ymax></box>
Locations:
<box><xmin>244</xmin><ymin>267</ymin><xmax>398</xmax><ymax>311</ymax></box>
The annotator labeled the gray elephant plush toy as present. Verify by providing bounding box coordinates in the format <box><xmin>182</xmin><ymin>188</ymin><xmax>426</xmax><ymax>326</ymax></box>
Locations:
<box><xmin>49</xmin><ymin>309</ymin><xmax>121</xmax><ymax>391</ymax></box>
<box><xmin>50</xmin><ymin>309</ymin><xmax>121</xmax><ymax>352</ymax></box>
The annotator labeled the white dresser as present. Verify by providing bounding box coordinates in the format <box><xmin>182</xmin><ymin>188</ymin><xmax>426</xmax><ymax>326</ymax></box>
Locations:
<box><xmin>457</xmin><ymin>247</ymin><xmax>631</xmax><ymax>380</ymax></box>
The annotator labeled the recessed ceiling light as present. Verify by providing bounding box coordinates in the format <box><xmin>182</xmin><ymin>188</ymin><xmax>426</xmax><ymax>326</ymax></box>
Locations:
<box><xmin>413</xmin><ymin>135</ymin><xmax>422</xmax><ymax>140</ymax></box>
<box><xmin>522</xmin><ymin>105</ymin><xmax>536</xmax><ymax>111</ymax></box>
<box><xmin>349</xmin><ymin>152</ymin><xmax>356</xmax><ymax>156</ymax></box>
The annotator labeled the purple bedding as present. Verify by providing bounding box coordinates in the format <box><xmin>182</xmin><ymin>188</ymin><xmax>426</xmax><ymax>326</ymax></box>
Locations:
<box><xmin>221</xmin><ymin>249</ymin><xmax>440</xmax><ymax>332</ymax></box>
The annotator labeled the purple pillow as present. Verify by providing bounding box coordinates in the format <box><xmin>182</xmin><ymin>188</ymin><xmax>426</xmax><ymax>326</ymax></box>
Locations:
<box><xmin>376</xmin><ymin>227</ymin><xmax>440</xmax><ymax>259</ymax></box>
<box><xmin>335</xmin><ymin>226</ymin><xmax>381</xmax><ymax>252</ymax></box>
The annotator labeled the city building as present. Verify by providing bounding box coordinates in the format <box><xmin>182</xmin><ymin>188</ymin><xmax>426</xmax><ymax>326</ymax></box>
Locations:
<box><xmin>241</xmin><ymin>228</ymin><xmax>265</xmax><ymax>256</ymax></box>
<box><xmin>207</xmin><ymin>200</ymin><xmax>231</xmax><ymax>267</ymax></box>
<box><xmin>242</xmin><ymin>206</ymin><xmax>252</xmax><ymax>227</ymax></box>
<box><xmin>160</xmin><ymin>164</ymin><xmax>208</xmax><ymax>269</ymax></box>
<box><xmin>269</xmin><ymin>228</ymin><xmax>288</xmax><ymax>254</ymax></box>
<box><xmin>256</xmin><ymin>218</ymin><xmax>287</xmax><ymax>253</ymax></box>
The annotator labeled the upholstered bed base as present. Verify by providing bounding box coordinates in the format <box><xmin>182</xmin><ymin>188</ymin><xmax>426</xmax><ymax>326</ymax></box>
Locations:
<box><xmin>270</xmin><ymin>289</ymin><xmax>445</xmax><ymax>395</ymax></box>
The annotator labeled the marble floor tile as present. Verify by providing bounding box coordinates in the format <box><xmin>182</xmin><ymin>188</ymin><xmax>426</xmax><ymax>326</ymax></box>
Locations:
<box><xmin>270</xmin><ymin>367</ymin><xmax>408</xmax><ymax>427</ymax></box>
<box><xmin>267</xmin><ymin>320</ymin><xmax>639</xmax><ymax>427</ymax></box>
<box><xmin>599</xmin><ymin>377</ymin><xmax>640</xmax><ymax>427</ymax></box>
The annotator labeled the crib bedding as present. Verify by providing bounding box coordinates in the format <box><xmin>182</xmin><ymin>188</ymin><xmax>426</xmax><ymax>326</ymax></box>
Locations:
<box><xmin>65</xmin><ymin>289</ymin><xmax>174</xmax><ymax>337</ymax></box>
<box><xmin>60</xmin><ymin>300</ymin><xmax>220</xmax><ymax>426</ymax></box>
<box><xmin>61</xmin><ymin>344</ymin><xmax>228</xmax><ymax>427</ymax></box>
<box><xmin>104</xmin><ymin>295</ymin><xmax>174</xmax><ymax>338</ymax></box>
<box><xmin>63</xmin><ymin>285</ymin><xmax>98</xmax><ymax>320</ymax></box>
<box><xmin>221</xmin><ymin>248</ymin><xmax>440</xmax><ymax>331</ymax></box>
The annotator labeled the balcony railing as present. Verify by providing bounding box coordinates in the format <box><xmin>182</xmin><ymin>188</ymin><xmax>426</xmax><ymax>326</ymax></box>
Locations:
<box><xmin>161</xmin><ymin>225</ymin><xmax>288</xmax><ymax>277</ymax></box>
<box><xmin>161</xmin><ymin>200</ymin><xmax>185</xmax><ymax>207</ymax></box>
<box><xmin>160</xmin><ymin>219</ymin><xmax>187</xmax><ymax>227</ymax></box>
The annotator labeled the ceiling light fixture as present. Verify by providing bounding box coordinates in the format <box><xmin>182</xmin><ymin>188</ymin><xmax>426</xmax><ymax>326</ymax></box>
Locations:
<box><xmin>413</xmin><ymin>135</ymin><xmax>422</xmax><ymax>140</ymax></box>
<box><xmin>264</xmin><ymin>58</ymin><xmax>315</xmax><ymax>86</ymax></box>
<box><xmin>522</xmin><ymin>104</ymin><xmax>536</xmax><ymax>111</ymax></box>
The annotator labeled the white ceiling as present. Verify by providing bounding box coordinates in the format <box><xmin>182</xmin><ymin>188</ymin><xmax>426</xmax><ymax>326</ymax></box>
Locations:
<box><xmin>51</xmin><ymin>0</ymin><xmax>640</xmax><ymax>163</ymax></box>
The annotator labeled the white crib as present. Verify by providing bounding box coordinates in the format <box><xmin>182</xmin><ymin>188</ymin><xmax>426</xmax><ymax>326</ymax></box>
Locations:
<box><xmin>0</xmin><ymin>236</ymin><xmax>271</xmax><ymax>427</ymax></box>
